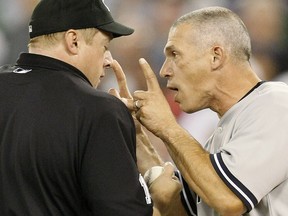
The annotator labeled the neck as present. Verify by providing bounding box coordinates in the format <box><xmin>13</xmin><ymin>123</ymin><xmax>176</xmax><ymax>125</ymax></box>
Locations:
<box><xmin>211</xmin><ymin>64</ymin><xmax>261</xmax><ymax>117</ymax></box>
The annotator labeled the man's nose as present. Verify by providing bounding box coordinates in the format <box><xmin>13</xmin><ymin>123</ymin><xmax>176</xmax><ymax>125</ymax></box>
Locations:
<box><xmin>104</xmin><ymin>50</ymin><xmax>113</xmax><ymax>69</ymax></box>
<box><xmin>159</xmin><ymin>59</ymin><xmax>173</xmax><ymax>78</ymax></box>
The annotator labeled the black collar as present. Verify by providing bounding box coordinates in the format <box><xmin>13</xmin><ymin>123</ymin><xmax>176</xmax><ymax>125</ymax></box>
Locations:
<box><xmin>238</xmin><ymin>81</ymin><xmax>266</xmax><ymax>102</ymax></box>
<box><xmin>16</xmin><ymin>53</ymin><xmax>92</xmax><ymax>86</ymax></box>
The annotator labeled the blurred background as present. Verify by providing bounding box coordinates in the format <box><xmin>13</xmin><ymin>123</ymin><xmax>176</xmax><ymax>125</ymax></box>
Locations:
<box><xmin>1</xmin><ymin>0</ymin><xmax>288</xmax><ymax>161</ymax></box>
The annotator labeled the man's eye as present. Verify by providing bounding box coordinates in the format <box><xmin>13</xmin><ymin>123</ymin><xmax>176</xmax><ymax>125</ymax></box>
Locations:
<box><xmin>104</xmin><ymin>64</ymin><xmax>111</xmax><ymax>69</ymax></box>
<box><xmin>172</xmin><ymin>51</ymin><xmax>178</xmax><ymax>57</ymax></box>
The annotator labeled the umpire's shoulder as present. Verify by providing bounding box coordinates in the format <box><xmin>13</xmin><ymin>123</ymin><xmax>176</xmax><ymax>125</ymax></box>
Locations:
<box><xmin>82</xmin><ymin>89</ymin><xmax>131</xmax><ymax>115</ymax></box>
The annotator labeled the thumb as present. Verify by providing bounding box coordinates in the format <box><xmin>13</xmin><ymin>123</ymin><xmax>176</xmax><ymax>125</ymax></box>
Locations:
<box><xmin>108</xmin><ymin>88</ymin><xmax>120</xmax><ymax>98</ymax></box>
<box><xmin>108</xmin><ymin>88</ymin><xmax>134</xmax><ymax>111</ymax></box>
<box><xmin>162</xmin><ymin>162</ymin><xmax>176</xmax><ymax>177</ymax></box>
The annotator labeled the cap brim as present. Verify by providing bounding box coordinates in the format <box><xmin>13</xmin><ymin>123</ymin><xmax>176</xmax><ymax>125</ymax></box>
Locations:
<box><xmin>97</xmin><ymin>21</ymin><xmax>134</xmax><ymax>38</ymax></box>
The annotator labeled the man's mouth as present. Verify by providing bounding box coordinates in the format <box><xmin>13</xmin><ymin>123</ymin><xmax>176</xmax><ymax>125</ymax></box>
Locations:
<box><xmin>167</xmin><ymin>85</ymin><xmax>179</xmax><ymax>102</ymax></box>
<box><xmin>167</xmin><ymin>84</ymin><xmax>178</xmax><ymax>92</ymax></box>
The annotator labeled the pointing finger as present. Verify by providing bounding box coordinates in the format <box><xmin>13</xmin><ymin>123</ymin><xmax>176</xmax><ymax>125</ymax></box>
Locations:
<box><xmin>139</xmin><ymin>58</ymin><xmax>161</xmax><ymax>92</ymax></box>
<box><xmin>111</xmin><ymin>60</ymin><xmax>132</xmax><ymax>98</ymax></box>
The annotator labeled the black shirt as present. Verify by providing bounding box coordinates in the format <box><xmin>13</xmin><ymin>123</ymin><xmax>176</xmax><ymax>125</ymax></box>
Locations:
<box><xmin>0</xmin><ymin>53</ymin><xmax>153</xmax><ymax>216</ymax></box>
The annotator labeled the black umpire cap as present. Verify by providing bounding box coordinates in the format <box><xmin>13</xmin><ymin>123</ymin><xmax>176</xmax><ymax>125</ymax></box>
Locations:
<box><xmin>29</xmin><ymin>0</ymin><xmax>134</xmax><ymax>39</ymax></box>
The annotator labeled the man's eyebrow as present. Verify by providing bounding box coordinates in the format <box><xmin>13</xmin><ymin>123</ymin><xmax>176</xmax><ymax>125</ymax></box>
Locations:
<box><xmin>164</xmin><ymin>45</ymin><xmax>175</xmax><ymax>54</ymax></box>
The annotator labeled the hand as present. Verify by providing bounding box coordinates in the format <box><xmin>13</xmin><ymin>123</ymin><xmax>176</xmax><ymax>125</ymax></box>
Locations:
<box><xmin>134</xmin><ymin>58</ymin><xmax>177</xmax><ymax>137</ymax></box>
<box><xmin>149</xmin><ymin>162</ymin><xmax>184</xmax><ymax>216</ymax></box>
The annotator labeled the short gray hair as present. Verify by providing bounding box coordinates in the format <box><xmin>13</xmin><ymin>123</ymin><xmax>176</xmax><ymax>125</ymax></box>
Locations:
<box><xmin>172</xmin><ymin>7</ymin><xmax>252</xmax><ymax>61</ymax></box>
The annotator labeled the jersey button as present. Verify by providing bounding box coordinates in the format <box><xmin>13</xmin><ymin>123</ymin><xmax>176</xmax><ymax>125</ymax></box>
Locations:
<box><xmin>218</xmin><ymin>127</ymin><xmax>223</xmax><ymax>133</ymax></box>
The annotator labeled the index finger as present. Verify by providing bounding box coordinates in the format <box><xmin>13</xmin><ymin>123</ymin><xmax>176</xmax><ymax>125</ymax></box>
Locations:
<box><xmin>111</xmin><ymin>60</ymin><xmax>132</xmax><ymax>98</ymax></box>
<box><xmin>139</xmin><ymin>58</ymin><xmax>161</xmax><ymax>92</ymax></box>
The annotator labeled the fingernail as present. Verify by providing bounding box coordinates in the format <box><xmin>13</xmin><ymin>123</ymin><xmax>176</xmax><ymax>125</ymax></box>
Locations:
<box><xmin>164</xmin><ymin>162</ymin><xmax>174</xmax><ymax>167</ymax></box>
<box><xmin>139</xmin><ymin>58</ymin><xmax>146</xmax><ymax>64</ymax></box>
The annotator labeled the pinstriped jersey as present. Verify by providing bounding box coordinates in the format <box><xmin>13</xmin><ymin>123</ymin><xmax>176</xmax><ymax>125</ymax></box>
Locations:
<box><xmin>199</xmin><ymin>82</ymin><xmax>288</xmax><ymax>215</ymax></box>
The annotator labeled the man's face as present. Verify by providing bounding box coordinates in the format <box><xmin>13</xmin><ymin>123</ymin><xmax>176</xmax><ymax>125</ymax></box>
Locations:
<box><xmin>80</xmin><ymin>30</ymin><xmax>113</xmax><ymax>88</ymax></box>
<box><xmin>160</xmin><ymin>23</ymin><xmax>214</xmax><ymax>113</ymax></box>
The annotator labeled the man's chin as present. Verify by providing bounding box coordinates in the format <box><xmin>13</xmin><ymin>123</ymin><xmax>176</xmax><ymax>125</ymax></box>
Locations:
<box><xmin>179</xmin><ymin>104</ymin><xmax>198</xmax><ymax>114</ymax></box>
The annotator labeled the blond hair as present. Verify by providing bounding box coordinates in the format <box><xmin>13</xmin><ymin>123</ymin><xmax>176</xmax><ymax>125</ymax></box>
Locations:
<box><xmin>28</xmin><ymin>28</ymin><xmax>98</xmax><ymax>49</ymax></box>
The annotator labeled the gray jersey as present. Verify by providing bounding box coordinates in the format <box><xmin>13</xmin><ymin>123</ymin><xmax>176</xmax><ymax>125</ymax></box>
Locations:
<box><xmin>198</xmin><ymin>82</ymin><xmax>288</xmax><ymax>215</ymax></box>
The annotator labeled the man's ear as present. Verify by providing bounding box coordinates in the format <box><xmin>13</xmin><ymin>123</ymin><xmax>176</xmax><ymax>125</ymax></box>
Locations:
<box><xmin>64</xmin><ymin>29</ymin><xmax>79</xmax><ymax>55</ymax></box>
<box><xmin>210</xmin><ymin>46</ymin><xmax>225</xmax><ymax>70</ymax></box>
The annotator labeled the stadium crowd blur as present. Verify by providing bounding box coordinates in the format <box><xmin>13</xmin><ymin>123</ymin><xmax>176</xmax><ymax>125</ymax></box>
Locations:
<box><xmin>1</xmin><ymin>0</ymin><xmax>288</xmax><ymax>161</ymax></box>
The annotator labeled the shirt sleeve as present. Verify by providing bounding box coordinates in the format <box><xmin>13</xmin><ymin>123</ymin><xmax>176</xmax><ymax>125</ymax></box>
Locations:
<box><xmin>210</xmin><ymin>95</ymin><xmax>288</xmax><ymax>212</ymax></box>
<box><xmin>79</xmin><ymin>96</ymin><xmax>153</xmax><ymax>216</ymax></box>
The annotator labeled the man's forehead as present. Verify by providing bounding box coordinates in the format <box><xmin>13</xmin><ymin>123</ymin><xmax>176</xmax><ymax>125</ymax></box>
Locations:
<box><xmin>169</xmin><ymin>24</ymin><xmax>192</xmax><ymax>39</ymax></box>
<box><xmin>165</xmin><ymin>26</ymin><xmax>187</xmax><ymax>47</ymax></box>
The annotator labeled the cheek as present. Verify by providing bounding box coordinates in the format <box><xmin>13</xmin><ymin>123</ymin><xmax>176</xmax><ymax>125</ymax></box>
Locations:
<box><xmin>89</xmin><ymin>49</ymin><xmax>105</xmax><ymax>71</ymax></box>
<box><xmin>89</xmin><ymin>49</ymin><xmax>103</xmax><ymax>64</ymax></box>
<box><xmin>184</xmin><ymin>64</ymin><xmax>209</xmax><ymax>88</ymax></box>
<box><xmin>180</xmin><ymin>72</ymin><xmax>204</xmax><ymax>100</ymax></box>
<box><xmin>84</xmin><ymin>52</ymin><xmax>105</xmax><ymax>87</ymax></box>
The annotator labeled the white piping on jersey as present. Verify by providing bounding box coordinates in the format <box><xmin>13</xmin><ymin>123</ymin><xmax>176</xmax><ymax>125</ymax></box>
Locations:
<box><xmin>139</xmin><ymin>174</ymin><xmax>152</xmax><ymax>205</ymax></box>
<box><xmin>13</xmin><ymin>67</ymin><xmax>32</xmax><ymax>74</ymax></box>
<box><xmin>213</xmin><ymin>154</ymin><xmax>255</xmax><ymax>209</ymax></box>
<box><xmin>177</xmin><ymin>170</ymin><xmax>197</xmax><ymax>216</ymax></box>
